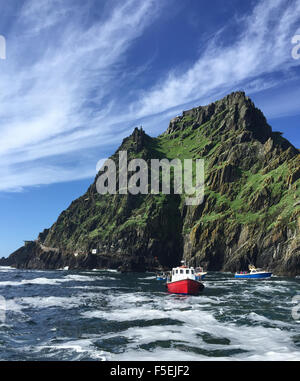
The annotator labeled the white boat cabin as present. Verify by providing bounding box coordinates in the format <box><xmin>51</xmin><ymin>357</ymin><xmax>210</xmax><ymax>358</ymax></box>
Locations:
<box><xmin>236</xmin><ymin>265</ymin><xmax>269</xmax><ymax>275</ymax></box>
<box><xmin>171</xmin><ymin>266</ymin><xmax>197</xmax><ymax>282</ymax></box>
<box><xmin>248</xmin><ymin>265</ymin><xmax>268</xmax><ymax>274</ymax></box>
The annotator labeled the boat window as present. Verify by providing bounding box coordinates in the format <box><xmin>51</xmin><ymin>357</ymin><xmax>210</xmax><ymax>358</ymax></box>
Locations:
<box><xmin>172</xmin><ymin>270</ymin><xmax>174</xmax><ymax>275</ymax></box>
<box><xmin>180</xmin><ymin>269</ymin><xmax>183</xmax><ymax>274</ymax></box>
<box><xmin>176</xmin><ymin>270</ymin><xmax>178</xmax><ymax>274</ymax></box>
<box><xmin>186</xmin><ymin>269</ymin><xmax>189</xmax><ymax>274</ymax></box>
<box><xmin>191</xmin><ymin>270</ymin><xmax>194</xmax><ymax>274</ymax></box>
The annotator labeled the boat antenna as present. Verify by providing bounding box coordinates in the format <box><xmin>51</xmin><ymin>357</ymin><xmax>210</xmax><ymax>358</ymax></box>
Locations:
<box><xmin>180</xmin><ymin>259</ymin><xmax>188</xmax><ymax>267</ymax></box>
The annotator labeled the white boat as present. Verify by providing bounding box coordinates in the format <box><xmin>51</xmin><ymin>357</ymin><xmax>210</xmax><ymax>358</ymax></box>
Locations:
<box><xmin>166</xmin><ymin>262</ymin><xmax>204</xmax><ymax>295</ymax></box>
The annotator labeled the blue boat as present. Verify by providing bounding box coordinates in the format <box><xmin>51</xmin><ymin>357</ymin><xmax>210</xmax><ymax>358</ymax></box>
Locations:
<box><xmin>195</xmin><ymin>272</ymin><xmax>207</xmax><ymax>281</ymax></box>
<box><xmin>156</xmin><ymin>272</ymin><xmax>169</xmax><ymax>281</ymax></box>
<box><xmin>195</xmin><ymin>267</ymin><xmax>207</xmax><ymax>281</ymax></box>
<box><xmin>235</xmin><ymin>265</ymin><xmax>272</xmax><ymax>279</ymax></box>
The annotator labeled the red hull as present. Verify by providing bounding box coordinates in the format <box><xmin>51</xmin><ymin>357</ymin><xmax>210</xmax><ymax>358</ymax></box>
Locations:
<box><xmin>167</xmin><ymin>279</ymin><xmax>203</xmax><ymax>295</ymax></box>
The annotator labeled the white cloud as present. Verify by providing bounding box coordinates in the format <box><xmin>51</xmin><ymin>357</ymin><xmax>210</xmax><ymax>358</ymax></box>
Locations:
<box><xmin>0</xmin><ymin>163</ymin><xmax>96</xmax><ymax>192</ymax></box>
<box><xmin>0</xmin><ymin>0</ymin><xmax>299</xmax><ymax>192</ymax></box>
<box><xmin>0</xmin><ymin>0</ymin><xmax>161</xmax><ymax>191</ymax></box>
<box><xmin>132</xmin><ymin>0</ymin><xmax>300</xmax><ymax>118</ymax></box>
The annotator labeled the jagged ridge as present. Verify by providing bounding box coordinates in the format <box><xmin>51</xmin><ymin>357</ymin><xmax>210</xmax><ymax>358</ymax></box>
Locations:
<box><xmin>2</xmin><ymin>92</ymin><xmax>300</xmax><ymax>275</ymax></box>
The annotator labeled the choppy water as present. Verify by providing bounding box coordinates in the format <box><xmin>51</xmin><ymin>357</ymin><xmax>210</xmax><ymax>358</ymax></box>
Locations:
<box><xmin>0</xmin><ymin>266</ymin><xmax>299</xmax><ymax>361</ymax></box>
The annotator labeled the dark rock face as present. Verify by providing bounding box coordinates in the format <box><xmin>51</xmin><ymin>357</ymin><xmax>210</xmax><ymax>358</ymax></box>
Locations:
<box><xmin>3</xmin><ymin>92</ymin><xmax>300</xmax><ymax>276</ymax></box>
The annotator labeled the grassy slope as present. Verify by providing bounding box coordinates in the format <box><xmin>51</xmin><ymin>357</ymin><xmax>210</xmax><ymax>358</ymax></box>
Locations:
<box><xmin>40</xmin><ymin>93</ymin><xmax>299</xmax><ymax>273</ymax></box>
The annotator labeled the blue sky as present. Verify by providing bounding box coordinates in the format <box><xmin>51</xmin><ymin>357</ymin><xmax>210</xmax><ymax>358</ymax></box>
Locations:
<box><xmin>0</xmin><ymin>0</ymin><xmax>300</xmax><ymax>257</ymax></box>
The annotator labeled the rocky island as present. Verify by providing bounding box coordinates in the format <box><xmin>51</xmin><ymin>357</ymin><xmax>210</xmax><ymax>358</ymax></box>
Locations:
<box><xmin>1</xmin><ymin>92</ymin><xmax>299</xmax><ymax>276</ymax></box>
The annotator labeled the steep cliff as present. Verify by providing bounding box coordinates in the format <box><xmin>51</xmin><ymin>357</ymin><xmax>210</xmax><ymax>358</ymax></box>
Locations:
<box><xmin>2</xmin><ymin>92</ymin><xmax>299</xmax><ymax>275</ymax></box>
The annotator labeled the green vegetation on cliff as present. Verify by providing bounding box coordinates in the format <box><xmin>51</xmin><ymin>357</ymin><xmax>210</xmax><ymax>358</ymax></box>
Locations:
<box><xmin>3</xmin><ymin>92</ymin><xmax>300</xmax><ymax>275</ymax></box>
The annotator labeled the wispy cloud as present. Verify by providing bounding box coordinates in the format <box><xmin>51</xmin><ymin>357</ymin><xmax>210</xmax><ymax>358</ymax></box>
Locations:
<box><xmin>0</xmin><ymin>0</ymin><xmax>161</xmax><ymax>191</ymax></box>
<box><xmin>0</xmin><ymin>0</ymin><xmax>299</xmax><ymax>192</ymax></box>
<box><xmin>0</xmin><ymin>163</ymin><xmax>96</xmax><ymax>192</ymax></box>
<box><xmin>132</xmin><ymin>0</ymin><xmax>300</xmax><ymax>118</ymax></box>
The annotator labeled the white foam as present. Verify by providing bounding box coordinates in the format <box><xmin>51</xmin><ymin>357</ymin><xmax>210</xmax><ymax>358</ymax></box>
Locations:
<box><xmin>79</xmin><ymin>289</ymin><xmax>300</xmax><ymax>361</ymax></box>
<box><xmin>70</xmin><ymin>285</ymin><xmax>112</xmax><ymax>290</ymax></box>
<box><xmin>64</xmin><ymin>274</ymin><xmax>95</xmax><ymax>282</ymax></box>
<box><xmin>138</xmin><ymin>276</ymin><xmax>156</xmax><ymax>280</ymax></box>
<box><xmin>0</xmin><ymin>278</ymin><xmax>66</xmax><ymax>287</ymax></box>
<box><xmin>14</xmin><ymin>292</ymin><xmax>105</xmax><ymax>311</ymax></box>
<box><xmin>1</xmin><ymin>271</ymin><xmax>299</xmax><ymax>361</ymax></box>
<box><xmin>245</xmin><ymin>351</ymin><xmax>300</xmax><ymax>361</ymax></box>
<box><xmin>109</xmin><ymin>348</ymin><xmax>214</xmax><ymax>361</ymax></box>
<box><xmin>107</xmin><ymin>292</ymin><xmax>154</xmax><ymax>306</ymax></box>
<box><xmin>105</xmin><ymin>315</ymin><xmax>300</xmax><ymax>360</ymax></box>
<box><xmin>247</xmin><ymin>312</ymin><xmax>293</xmax><ymax>328</ymax></box>
<box><xmin>82</xmin><ymin>308</ymin><xmax>167</xmax><ymax>321</ymax></box>
<box><xmin>3</xmin><ymin>298</ymin><xmax>23</xmax><ymax>313</ymax></box>
<box><xmin>16</xmin><ymin>296</ymin><xmax>83</xmax><ymax>310</ymax></box>
<box><xmin>23</xmin><ymin>338</ymin><xmax>106</xmax><ymax>361</ymax></box>
<box><xmin>0</xmin><ymin>266</ymin><xmax>15</xmax><ymax>272</ymax></box>
<box><xmin>253</xmin><ymin>283</ymin><xmax>289</xmax><ymax>294</ymax></box>
<box><xmin>0</xmin><ymin>274</ymin><xmax>96</xmax><ymax>287</ymax></box>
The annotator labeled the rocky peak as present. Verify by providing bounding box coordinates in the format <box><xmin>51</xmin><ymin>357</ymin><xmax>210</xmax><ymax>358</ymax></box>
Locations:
<box><xmin>119</xmin><ymin>126</ymin><xmax>147</xmax><ymax>154</ymax></box>
<box><xmin>164</xmin><ymin>91</ymin><xmax>272</xmax><ymax>144</ymax></box>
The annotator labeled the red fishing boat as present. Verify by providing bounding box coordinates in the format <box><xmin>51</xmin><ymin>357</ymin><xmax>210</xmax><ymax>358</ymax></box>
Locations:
<box><xmin>166</xmin><ymin>262</ymin><xmax>204</xmax><ymax>295</ymax></box>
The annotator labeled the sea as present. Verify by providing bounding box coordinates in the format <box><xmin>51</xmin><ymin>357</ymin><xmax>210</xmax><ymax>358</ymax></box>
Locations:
<box><xmin>0</xmin><ymin>266</ymin><xmax>299</xmax><ymax>361</ymax></box>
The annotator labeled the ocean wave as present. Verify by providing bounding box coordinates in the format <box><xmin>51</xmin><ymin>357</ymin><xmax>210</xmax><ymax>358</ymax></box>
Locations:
<box><xmin>15</xmin><ymin>296</ymin><xmax>83</xmax><ymax>310</ymax></box>
<box><xmin>0</xmin><ymin>274</ymin><xmax>96</xmax><ymax>287</ymax></box>
<box><xmin>13</xmin><ymin>292</ymin><xmax>106</xmax><ymax>311</ymax></box>
<box><xmin>0</xmin><ymin>266</ymin><xmax>15</xmax><ymax>271</ymax></box>
<box><xmin>0</xmin><ymin>278</ymin><xmax>66</xmax><ymax>287</ymax></box>
<box><xmin>21</xmin><ymin>338</ymin><xmax>107</xmax><ymax>361</ymax></box>
<box><xmin>138</xmin><ymin>276</ymin><xmax>156</xmax><ymax>280</ymax></box>
<box><xmin>1</xmin><ymin>270</ymin><xmax>299</xmax><ymax>361</ymax></box>
<box><xmin>247</xmin><ymin>312</ymin><xmax>293</xmax><ymax>328</ymax></box>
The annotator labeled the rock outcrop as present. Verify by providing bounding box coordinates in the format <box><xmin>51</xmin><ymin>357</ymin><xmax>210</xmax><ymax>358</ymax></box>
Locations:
<box><xmin>1</xmin><ymin>92</ymin><xmax>299</xmax><ymax>275</ymax></box>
